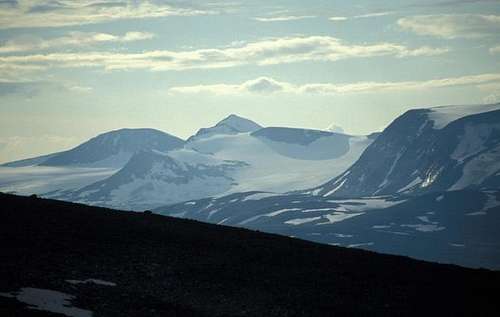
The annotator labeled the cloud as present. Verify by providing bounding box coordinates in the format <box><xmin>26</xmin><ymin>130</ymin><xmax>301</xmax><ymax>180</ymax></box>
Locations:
<box><xmin>254</xmin><ymin>15</ymin><xmax>316</xmax><ymax>22</ymax></box>
<box><xmin>169</xmin><ymin>77</ymin><xmax>292</xmax><ymax>95</ymax></box>
<box><xmin>354</xmin><ymin>11</ymin><xmax>395</xmax><ymax>18</ymax></box>
<box><xmin>407</xmin><ymin>0</ymin><xmax>498</xmax><ymax>8</ymax></box>
<box><xmin>0</xmin><ymin>31</ymin><xmax>154</xmax><ymax>53</ymax></box>
<box><xmin>0</xmin><ymin>0</ymin><xmax>216</xmax><ymax>29</ymax></box>
<box><xmin>490</xmin><ymin>45</ymin><xmax>500</xmax><ymax>54</ymax></box>
<box><xmin>398</xmin><ymin>14</ymin><xmax>500</xmax><ymax>39</ymax></box>
<box><xmin>326</xmin><ymin>124</ymin><xmax>345</xmax><ymax>134</ymax></box>
<box><xmin>477</xmin><ymin>82</ymin><xmax>500</xmax><ymax>104</ymax></box>
<box><xmin>0</xmin><ymin>63</ymin><xmax>46</xmax><ymax>83</ymax></box>
<box><xmin>168</xmin><ymin>73</ymin><xmax>500</xmax><ymax>95</ymax></box>
<box><xmin>329</xmin><ymin>11</ymin><xmax>395</xmax><ymax>22</ymax></box>
<box><xmin>0</xmin><ymin>36</ymin><xmax>449</xmax><ymax>73</ymax></box>
<box><xmin>329</xmin><ymin>16</ymin><xmax>348</xmax><ymax>21</ymax></box>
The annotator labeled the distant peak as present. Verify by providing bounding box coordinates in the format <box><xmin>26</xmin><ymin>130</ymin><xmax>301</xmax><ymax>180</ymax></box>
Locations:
<box><xmin>187</xmin><ymin>114</ymin><xmax>262</xmax><ymax>142</ymax></box>
<box><xmin>215</xmin><ymin>114</ymin><xmax>262</xmax><ymax>132</ymax></box>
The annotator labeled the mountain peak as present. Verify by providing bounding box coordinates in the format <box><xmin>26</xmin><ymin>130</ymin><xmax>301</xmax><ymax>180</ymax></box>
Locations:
<box><xmin>188</xmin><ymin>114</ymin><xmax>262</xmax><ymax>142</ymax></box>
<box><xmin>215</xmin><ymin>114</ymin><xmax>262</xmax><ymax>132</ymax></box>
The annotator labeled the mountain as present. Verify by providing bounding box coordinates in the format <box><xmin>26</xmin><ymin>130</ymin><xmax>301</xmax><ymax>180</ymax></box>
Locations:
<box><xmin>314</xmin><ymin>103</ymin><xmax>500</xmax><ymax>197</ymax></box>
<box><xmin>23</xmin><ymin>118</ymin><xmax>372</xmax><ymax>210</ymax></box>
<box><xmin>155</xmin><ymin>104</ymin><xmax>500</xmax><ymax>269</ymax></box>
<box><xmin>156</xmin><ymin>188</ymin><xmax>500</xmax><ymax>269</ymax></box>
<box><xmin>251</xmin><ymin>127</ymin><xmax>351</xmax><ymax>160</ymax></box>
<box><xmin>53</xmin><ymin>149</ymin><xmax>247</xmax><ymax>210</ymax></box>
<box><xmin>187</xmin><ymin>114</ymin><xmax>262</xmax><ymax>142</ymax></box>
<box><xmin>1</xmin><ymin>193</ymin><xmax>498</xmax><ymax>316</ymax></box>
<box><xmin>3</xmin><ymin>128</ymin><xmax>184</xmax><ymax>168</ymax></box>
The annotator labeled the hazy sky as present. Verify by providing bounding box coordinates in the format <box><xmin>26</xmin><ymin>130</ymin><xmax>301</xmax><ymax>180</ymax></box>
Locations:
<box><xmin>1</xmin><ymin>0</ymin><xmax>500</xmax><ymax>163</ymax></box>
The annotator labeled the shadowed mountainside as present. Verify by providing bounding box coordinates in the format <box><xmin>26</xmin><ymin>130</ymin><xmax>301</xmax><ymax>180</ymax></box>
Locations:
<box><xmin>0</xmin><ymin>193</ymin><xmax>499</xmax><ymax>316</ymax></box>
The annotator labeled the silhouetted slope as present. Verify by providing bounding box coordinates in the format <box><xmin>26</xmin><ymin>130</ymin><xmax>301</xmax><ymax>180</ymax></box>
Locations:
<box><xmin>0</xmin><ymin>193</ymin><xmax>499</xmax><ymax>316</ymax></box>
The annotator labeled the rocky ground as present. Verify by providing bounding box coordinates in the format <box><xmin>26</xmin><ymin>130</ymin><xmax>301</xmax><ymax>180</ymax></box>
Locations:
<box><xmin>0</xmin><ymin>193</ymin><xmax>499</xmax><ymax>316</ymax></box>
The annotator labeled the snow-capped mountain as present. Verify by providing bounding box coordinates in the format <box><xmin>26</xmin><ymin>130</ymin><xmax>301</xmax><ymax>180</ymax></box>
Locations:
<box><xmin>153</xmin><ymin>104</ymin><xmax>500</xmax><ymax>269</ymax></box>
<box><xmin>314</xmin><ymin>103</ymin><xmax>500</xmax><ymax>197</ymax></box>
<box><xmin>53</xmin><ymin>149</ymin><xmax>247</xmax><ymax>210</ymax></box>
<box><xmin>45</xmin><ymin>116</ymin><xmax>372</xmax><ymax>209</ymax></box>
<box><xmin>187</xmin><ymin>114</ymin><xmax>262</xmax><ymax>142</ymax></box>
<box><xmin>0</xmin><ymin>128</ymin><xmax>185</xmax><ymax>196</ymax></box>
<box><xmin>3</xmin><ymin>128</ymin><xmax>184</xmax><ymax>168</ymax></box>
<box><xmin>155</xmin><ymin>188</ymin><xmax>500</xmax><ymax>269</ymax></box>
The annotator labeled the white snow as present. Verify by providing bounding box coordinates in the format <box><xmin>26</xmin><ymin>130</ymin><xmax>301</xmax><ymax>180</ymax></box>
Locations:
<box><xmin>333</xmin><ymin>233</ymin><xmax>353</xmax><ymax>238</ymax></box>
<box><xmin>483</xmin><ymin>193</ymin><xmax>500</xmax><ymax>210</ymax></box>
<box><xmin>330</xmin><ymin>197</ymin><xmax>406</xmax><ymax>212</ymax></box>
<box><xmin>66</xmin><ymin>279</ymin><xmax>116</xmax><ymax>286</ymax></box>
<box><xmin>217</xmin><ymin>217</ymin><xmax>230</xmax><ymax>224</ymax></box>
<box><xmin>301</xmin><ymin>208</ymin><xmax>334</xmax><ymax>213</ymax></box>
<box><xmin>450</xmin><ymin>124</ymin><xmax>492</xmax><ymax>162</ymax></box>
<box><xmin>238</xmin><ymin>208</ymin><xmax>301</xmax><ymax>225</ymax></box>
<box><xmin>0</xmin><ymin>288</ymin><xmax>92</xmax><ymax>317</ymax></box>
<box><xmin>267</xmin><ymin>208</ymin><xmax>301</xmax><ymax>217</ymax></box>
<box><xmin>378</xmin><ymin>151</ymin><xmax>404</xmax><ymax>190</ymax></box>
<box><xmin>318</xmin><ymin>212</ymin><xmax>365</xmax><ymax>225</ymax></box>
<box><xmin>323</xmin><ymin>178</ymin><xmax>347</xmax><ymax>196</ymax></box>
<box><xmin>417</xmin><ymin>216</ymin><xmax>438</xmax><ymax>224</ymax></box>
<box><xmin>372</xmin><ymin>225</ymin><xmax>391</xmax><ymax>229</ymax></box>
<box><xmin>347</xmin><ymin>242</ymin><xmax>374</xmax><ymax>248</ymax></box>
<box><xmin>427</xmin><ymin>104</ymin><xmax>500</xmax><ymax>129</ymax></box>
<box><xmin>0</xmin><ymin>166</ymin><xmax>117</xmax><ymax>196</ymax></box>
<box><xmin>466</xmin><ymin>211</ymin><xmax>487</xmax><ymax>216</ymax></box>
<box><xmin>187</xmin><ymin>132</ymin><xmax>371</xmax><ymax>195</ymax></box>
<box><xmin>397</xmin><ymin>177</ymin><xmax>422</xmax><ymax>193</ymax></box>
<box><xmin>401</xmin><ymin>224</ymin><xmax>445</xmax><ymax>232</ymax></box>
<box><xmin>242</xmin><ymin>192</ymin><xmax>279</xmax><ymax>201</ymax></box>
<box><xmin>285</xmin><ymin>216</ymin><xmax>322</xmax><ymax>225</ymax></box>
<box><xmin>450</xmin><ymin>143</ymin><xmax>500</xmax><ymax>190</ymax></box>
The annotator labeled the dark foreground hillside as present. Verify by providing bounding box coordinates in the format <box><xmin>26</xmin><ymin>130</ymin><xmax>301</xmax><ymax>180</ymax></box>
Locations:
<box><xmin>0</xmin><ymin>193</ymin><xmax>499</xmax><ymax>316</ymax></box>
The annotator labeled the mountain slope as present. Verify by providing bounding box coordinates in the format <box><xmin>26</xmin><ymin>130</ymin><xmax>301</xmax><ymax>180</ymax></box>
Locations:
<box><xmin>315</xmin><ymin>103</ymin><xmax>500</xmax><ymax>197</ymax></box>
<box><xmin>54</xmin><ymin>149</ymin><xmax>247</xmax><ymax>210</ymax></box>
<box><xmin>3</xmin><ymin>128</ymin><xmax>184</xmax><ymax>168</ymax></box>
<box><xmin>156</xmin><ymin>188</ymin><xmax>500</xmax><ymax>269</ymax></box>
<box><xmin>1</xmin><ymin>193</ymin><xmax>499</xmax><ymax>316</ymax></box>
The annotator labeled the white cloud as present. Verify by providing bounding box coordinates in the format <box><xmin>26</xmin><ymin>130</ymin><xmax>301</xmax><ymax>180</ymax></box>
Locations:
<box><xmin>168</xmin><ymin>73</ymin><xmax>500</xmax><ymax>95</ymax></box>
<box><xmin>0</xmin><ymin>64</ymin><xmax>46</xmax><ymax>83</ymax></box>
<box><xmin>0</xmin><ymin>32</ymin><xmax>155</xmax><ymax>53</ymax></box>
<box><xmin>490</xmin><ymin>45</ymin><xmax>500</xmax><ymax>54</ymax></box>
<box><xmin>254</xmin><ymin>15</ymin><xmax>316</xmax><ymax>22</ymax></box>
<box><xmin>329</xmin><ymin>16</ymin><xmax>348</xmax><ymax>21</ymax></box>
<box><xmin>169</xmin><ymin>77</ymin><xmax>292</xmax><ymax>95</ymax></box>
<box><xmin>354</xmin><ymin>11</ymin><xmax>395</xmax><ymax>19</ymax></box>
<box><xmin>0</xmin><ymin>0</ymin><xmax>215</xmax><ymax>29</ymax></box>
<box><xmin>329</xmin><ymin>11</ymin><xmax>395</xmax><ymax>22</ymax></box>
<box><xmin>0</xmin><ymin>36</ymin><xmax>449</xmax><ymax>73</ymax></box>
<box><xmin>398</xmin><ymin>14</ymin><xmax>500</xmax><ymax>39</ymax></box>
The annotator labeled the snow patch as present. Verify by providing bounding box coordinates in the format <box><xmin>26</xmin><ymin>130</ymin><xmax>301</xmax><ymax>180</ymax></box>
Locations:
<box><xmin>285</xmin><ymin>216</ymin><xmax>322</xmax><ymax>225</ymax></box>
<box><xmin>401</xmin><ymin>224</ymin><xmax>445</xmax><ymax>232</ymax></box>
<box><xmin>318</xmin><ymin>212</ymin><xmax>365</xmax><ymax>225</ymax></box>
<box><xmin>427</xmin><ymin>104</ymin><xmax>500</xmax><ymax>129</ymax></box>
<box><xmin>0</xmin><ymin>287</ymin><xmax>93</xmax><ymax>317</ymax></box>
<box><xmin>397</xmin><ymin>177</ymin><xmax>422</xmax><ymax>193</ymax></box>
<box><xmin>66</xmin><ymin>279</ymin><xmax>116</xmax><ymax>286</ymax></box>
<box><xmin>347</xmin><ymin>242</ymin><xmax>374</xmax><ymax>248</ymax></box>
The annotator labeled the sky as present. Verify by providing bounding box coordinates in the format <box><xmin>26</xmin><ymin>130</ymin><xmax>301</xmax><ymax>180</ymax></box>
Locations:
<box><xmin>1</xmin><ymin>0</ymin><xmax>500</xmax><ymax>163</ymax></box>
